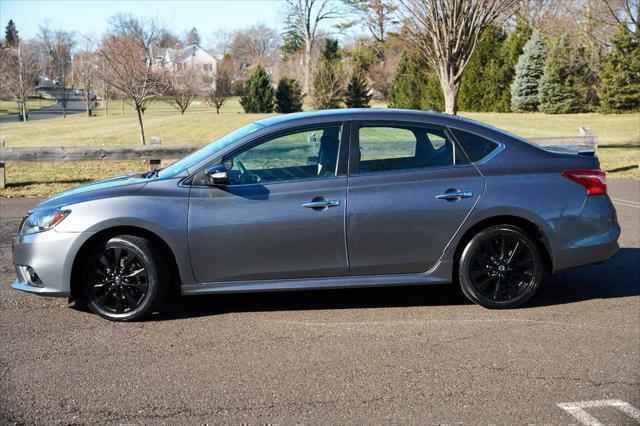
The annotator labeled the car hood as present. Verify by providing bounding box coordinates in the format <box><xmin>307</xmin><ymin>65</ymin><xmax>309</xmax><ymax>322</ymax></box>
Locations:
<box><xmin>31</xmin><ymin>174</ymin><xmax>149</xmax><ymax>213</ymax></box>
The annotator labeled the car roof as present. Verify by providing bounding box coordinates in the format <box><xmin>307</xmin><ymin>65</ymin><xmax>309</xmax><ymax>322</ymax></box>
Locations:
<box><xmin>255</xmin><ymin>108</ymin><xmax>452</xmax><ymax>126</ymax></box>
<box><xmin>254</xmin><ymin>108</ymin><xmax>503</xmax><ymax>134</ymax></box>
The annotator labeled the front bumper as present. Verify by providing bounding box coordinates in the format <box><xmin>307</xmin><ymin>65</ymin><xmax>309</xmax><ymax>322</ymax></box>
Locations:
<box><xmin>11</xmin><ymin>229</ymin><xmax>87</xmax><ymax>297</ymax></box>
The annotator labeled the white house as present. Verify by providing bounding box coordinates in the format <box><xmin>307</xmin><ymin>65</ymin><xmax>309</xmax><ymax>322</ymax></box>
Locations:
<box><xmin>156</xmin><ymin>43</ymin><xmax>217</xmax><ymax>82</ymax></box>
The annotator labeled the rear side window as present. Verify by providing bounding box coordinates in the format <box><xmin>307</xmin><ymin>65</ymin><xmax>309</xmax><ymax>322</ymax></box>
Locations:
<box><xmin>357</xmin><ymin>125</ymin><xmax>467</xmax><ymax>174</ymax></box>
<box><xmin>451</xmin><ymin>128</ymin><xmax>499</xmax><ymax>163</ymax></box>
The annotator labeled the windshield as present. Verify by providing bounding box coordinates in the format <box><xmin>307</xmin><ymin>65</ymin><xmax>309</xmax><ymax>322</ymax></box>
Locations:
<box><xmin>157</xmin><ymin>123</ymin><xmax>263</xmax><ymax>178</ymax></box>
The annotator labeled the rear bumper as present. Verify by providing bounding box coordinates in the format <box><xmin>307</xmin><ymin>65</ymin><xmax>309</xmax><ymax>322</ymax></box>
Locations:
<box><xmin>552</xmin><ymin>195</ymin><xmax>621</xmax><ymax>271</ymax></box>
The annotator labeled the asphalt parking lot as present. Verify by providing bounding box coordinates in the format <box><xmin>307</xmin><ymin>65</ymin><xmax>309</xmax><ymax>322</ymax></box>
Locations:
<box><xmin>1</xmin><ymin>179</ymin><xmax>638</xmax><ymax>424</ymax></box>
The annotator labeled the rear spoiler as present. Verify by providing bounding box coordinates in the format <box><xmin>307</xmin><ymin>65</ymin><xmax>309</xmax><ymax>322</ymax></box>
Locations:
<box><xmin>542</xmin><ymin>145</ymin><xmax>596</xmax><ymax>156</ymax></box>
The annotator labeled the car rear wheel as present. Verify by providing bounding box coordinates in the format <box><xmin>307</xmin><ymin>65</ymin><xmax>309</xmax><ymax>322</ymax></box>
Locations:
<box><xmin>458</xmin><ymin>225</ymin><xmax>543</xmax><ymax>309</ymax></box>
<box><xmin>82</xmin><ymin>235</ymin><xmax>168</xmax><ymax>321</ymax></box>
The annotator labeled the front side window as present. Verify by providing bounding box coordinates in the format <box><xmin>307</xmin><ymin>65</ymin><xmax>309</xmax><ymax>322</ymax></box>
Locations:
<box><xmin>357</xmin><ymin>125</ymin><xmax>465</xmax><ymax>174</ymax></box>
<box><xmin>224</xmin><ymin>125</ymin><xmax>342</xmax><ymax>185</ymax></box>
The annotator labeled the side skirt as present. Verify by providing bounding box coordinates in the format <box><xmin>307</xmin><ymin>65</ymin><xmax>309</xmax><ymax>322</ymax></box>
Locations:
<box><xmin>181</xmin><ymin>261</ymin><xmax>453</xmax><ymax>295</ymax></box>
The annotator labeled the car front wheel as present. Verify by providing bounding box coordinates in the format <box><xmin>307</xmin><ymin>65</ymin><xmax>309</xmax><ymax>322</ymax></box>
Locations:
<box><xmin>458</xmin><ymin>225</ymin><xmax>543</xmax><ymax>309</ymax></box>
<box><xmin>82</xmin><ymin>235</ymin><xmax>169</xmax><ymax>321</ymax></box>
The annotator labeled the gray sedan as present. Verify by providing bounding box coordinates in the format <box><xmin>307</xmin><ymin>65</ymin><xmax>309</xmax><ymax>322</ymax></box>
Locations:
<box><xmin>12</xmin><ymin>109</ymin><xmax>620</xmax><ymax>321</ymax></box>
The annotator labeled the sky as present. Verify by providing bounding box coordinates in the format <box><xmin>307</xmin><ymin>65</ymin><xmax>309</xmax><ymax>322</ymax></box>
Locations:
<box><xmin>0</xmin><ymin>0</ymin><xmax>289</xmax><ymax>43</ymax></box>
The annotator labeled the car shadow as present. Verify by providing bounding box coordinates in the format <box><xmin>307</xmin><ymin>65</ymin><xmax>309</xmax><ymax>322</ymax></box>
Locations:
<box><xmin>151</xmin><ymin>248</ymin><xmax>639</xmax><ymax>321</ymax></box>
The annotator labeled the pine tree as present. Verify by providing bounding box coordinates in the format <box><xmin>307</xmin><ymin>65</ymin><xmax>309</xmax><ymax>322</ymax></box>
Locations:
<box><xmin>458</xmin><ymin>25</ymin><xmax>509</xmax><ymax>112</ymax></box>
<box><xmin>322</xmin><ymin>38</ymin><xmax>340</xmax><ymax>61</ymax></box>
<box><xmin>389</xmin><ymin>52</ymin><xmax>443</xmax><ymax>111</ymax></box>
<box><xmin>599</xmin><ymin>26</ymin><xmax>640</xmax><ymax>113</ymax></box>
<box><xmin>4</xmin><ymin>19</ymin><xmax>18</xmax><ymax>47</ymax></box>
<box><xmin>311</xmin><ymin>59</ymin><xmax>345</xmax><ymax>109</ymax></box>
<box><xmin>240</xmin><ymin>66</ymin><xmax>275</xmax><ymax>113</ymax></box>
<box><xmin>275</xmin><ymin>77</ymin><xmax>304</xmax><ymax>113</ymax></box>
<box><xmin>186</xmin><ymin>27</ymin><xmax>201</xmax><ymax>46</ymax></box>
<box><xmin>345</xmin><ymin>68</ymin><xmax>372</xmax><ymax>108</ymax></box>
<box><xmin>510</xmin><ymin>31</ymin><xmax>546</xmax><ymax>111</ymax></box>
<box><xmin>311</xmin><ymin>40</ymin><xmax>345</xmax><ymax>109</ymax></box>
<box><xmin>539</xmin><ymin>37</ymin><xmax>588</xmax><ymax>114</ymax></box>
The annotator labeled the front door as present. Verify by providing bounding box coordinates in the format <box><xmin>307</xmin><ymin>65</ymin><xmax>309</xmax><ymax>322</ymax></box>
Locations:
<box><xmin>346</xmin><ymin>122</ymin><xmax>484</xmax><ymax>275</ymax></box>
<box><xmin>188</xmin><ymin>123</ymin><xmax>349</xmax><ymax>283</ymax></box>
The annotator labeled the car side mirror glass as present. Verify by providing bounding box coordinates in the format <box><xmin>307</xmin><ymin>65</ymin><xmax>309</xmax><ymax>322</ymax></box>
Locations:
<box><xmin>205</xmin><ymin>164</ymin><xmax>229</xmax><ymax>186</ymax></box>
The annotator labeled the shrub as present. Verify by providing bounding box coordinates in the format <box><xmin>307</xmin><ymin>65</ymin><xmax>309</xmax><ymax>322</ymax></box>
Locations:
<box><xmin>239</xmin><ymin>66</ymin><xmax>274</xmax><ymax>113</ymax></box>
<box><xmin>275</xmin><ymin>77</ymin><xmax>304</xmax><ymax>113</ymax></box>
<box><xmin>345</xmin><ymin>68</ymin><xmax>372</xmax><ymax>108</ymax></box>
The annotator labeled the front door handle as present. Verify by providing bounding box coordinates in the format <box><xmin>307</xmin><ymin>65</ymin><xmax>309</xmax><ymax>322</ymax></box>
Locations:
<box><xmin>302</xmin><ymin>198</ymin><xmax>341</xmax><ymax>210</ymax></box>
<box><xmin>435</xmin><ymin>190</ymin><xmax>473</xmax><ymax>202</ymax></box>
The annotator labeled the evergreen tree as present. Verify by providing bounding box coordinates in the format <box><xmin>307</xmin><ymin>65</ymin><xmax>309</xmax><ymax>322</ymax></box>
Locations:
<box><xmin>275</xmin><ymin>77</ymin><xmax>304</xmax><ymax>113</ymax></box>
<box><xmin>4</xmin><ymin>19</ymin><xmax>18</xmax><ymax>47</ymax></box>
<box><xmin>458</xmin><ymin>25</ymin><xmax>509</xmax><ymax>112</ymax></box>
<box><xmin>322</xmin><ymin>38</ymin><xmax>340</xmax><ymax>61</ymax></box>
<box><xmin>510</xmin><ymin>31</ymin><xmax>546</xmax><ymax>111</ymax></box>
<box><xmin>281</xmin><ymin>27</ymin><xmax>303</xmax><ymax>60</ymax></box>
<box><xmin>311</xmin><ymin>58</ymin><xmax>345</xmax><ymax>109</ymax></box>
<box><xmin>389</xmin><ymin>52</ymin><xmax>443</xmax><ymax>110</ymax></box>
<box><xmin>240</xmin><ymin>66</ymin><xmax>275</xmax><ymax>113</ymax></box>
<box><xmin>345</xmin><ymin>68</ymin><xmax>372</xmax><ymax>108</ymax></box>
<box><xmin>498</xmin><ymin>17</ymin><xmax>531</xmax><ymax>111</ymax></box>
<box><xmin>539</xmin><ymin>37</ymin><xmax>588</xmax><ymax>114</ymax></box>
<box><xmin>599</xmin><ymin>25</ymin><xmax>640</xmax><ymax>113</ymax></box>
<box><xmin>186</xmin><ymin>27</ymin><xmax>201</xmax><ymax>46</ymax></box>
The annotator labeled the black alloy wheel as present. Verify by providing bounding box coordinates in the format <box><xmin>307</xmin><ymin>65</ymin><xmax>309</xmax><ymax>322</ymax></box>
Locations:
<box><xmin>83</xmin><ymin>235</ymin><xmax>169</xmax><ymax>321</ymax></box>
<box><xmin>459</xmin><ymin>225</ymin><xmax>543</xmax><ymax>308</ymax></box>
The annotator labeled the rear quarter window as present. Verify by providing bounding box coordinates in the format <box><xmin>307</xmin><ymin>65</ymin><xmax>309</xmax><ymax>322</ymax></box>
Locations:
<box><xmin>451</xmin><ymin>128</ymin><xmax>499</xmax><ymax>163</ymax></box>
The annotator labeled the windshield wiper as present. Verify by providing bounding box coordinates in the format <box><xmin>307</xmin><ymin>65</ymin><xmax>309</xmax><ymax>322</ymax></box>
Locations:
<box><xmin>142</xmin><ymin>168</ymin><xmax>160</xmax><ymax>179</ymax></box>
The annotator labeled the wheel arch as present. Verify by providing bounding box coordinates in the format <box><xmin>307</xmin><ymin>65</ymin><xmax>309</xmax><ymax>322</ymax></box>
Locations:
<box><xmin>452</xmin><ymin>215</ymin><xmax>554</xmax><ymax>277</ymax></box>
<box><xmin>70</xmin><ymin>226</ymin><xmax>182</xmax><ymax>302</ymax></box>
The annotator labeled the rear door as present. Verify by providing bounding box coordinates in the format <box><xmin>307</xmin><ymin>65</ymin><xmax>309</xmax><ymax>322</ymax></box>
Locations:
<box><xmin>346</xmin><ymin>121</ymin><xmax>484</xmax><ymax>275</ymax></box>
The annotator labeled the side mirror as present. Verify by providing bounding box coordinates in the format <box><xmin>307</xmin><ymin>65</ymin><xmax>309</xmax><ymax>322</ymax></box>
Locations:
<box><xmin>205</xmin><ymin>164</ymin><xmax>229</xmax><ymax>186</ymax></box>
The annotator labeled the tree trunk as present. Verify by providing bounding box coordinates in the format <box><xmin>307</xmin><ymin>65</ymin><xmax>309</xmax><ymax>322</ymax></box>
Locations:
<box><xmin>135</xmin><ymin>106</ymin><xmax>146</xmax><ymax>145</ymax></box>
<box><xmin>440</xmin><ymin>78</ymin><xmax>459</xmax><ymax>115</ymax></box>
<box><xmin>120</xmin><ymin>99</ymin><xmax>125</xmax><ymax>114</ymax></box>
<box><xmin>303</xmin><ymin>41</ymin><xmax>312</xmax><ymax>95</ymax></box>
<box><xmin>104</xmin><ymin>97</ymin><xmax>109</xmax><ymax>116</ymax></box>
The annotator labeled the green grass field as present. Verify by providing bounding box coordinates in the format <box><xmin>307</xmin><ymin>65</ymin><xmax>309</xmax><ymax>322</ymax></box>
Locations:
<box><xmin>0</xmin><ymin>98</ymin><xmax>56</xmax><ymax>116</ymax></box>
<box><xmin>0</xmin><ymin>97</ymin><xmax>638</xmax><ymax>197</ymax></box>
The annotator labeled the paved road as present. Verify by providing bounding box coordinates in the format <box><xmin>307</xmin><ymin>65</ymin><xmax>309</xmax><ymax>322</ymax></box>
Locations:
<box><xmin>0</xmin><ymin>88</ymin><xmax>85</xmax><ymax>124</ymax></box>
<box><xmin>1</xmin><ymin>180</ymin><xmax>638</xmax><ymax>424</ymax></box>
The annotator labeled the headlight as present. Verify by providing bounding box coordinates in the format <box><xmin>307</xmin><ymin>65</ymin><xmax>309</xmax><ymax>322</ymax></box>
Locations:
<box><xmin>20</xmin><ymin>208</ymin><xmax>70</xmax><ymax>236</ymax></box>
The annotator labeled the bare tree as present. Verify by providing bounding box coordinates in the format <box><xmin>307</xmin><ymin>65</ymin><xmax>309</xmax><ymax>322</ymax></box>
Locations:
<box><xmin>96</xmin><ymin>15</ymin><xmax>165</xmax><ymax>144</ymax></box>
<box><xmin>229</xmin><ymin>24</ymin><xmax>281</xmax><ymax>72</ymax></box>
<box><xmin>38</xmin><ymin>25</ymin><xmax>75</xmax><ymax>117</ymax></box>
<box><xmin>164</xmin><ymin>66</ymin><xmax>201</xmax><ymax>114</ymax></box>
<box><xmin>286</xmin><ymin>0</ymin><xmax>345</xmax><ymax>93</ymax></box>
<box><xmin>343</xmin><ymin>0</ymin><xmax>398</xmax><ymax>44</ymax></box>
<box><xmin>0</xmin><ymin>41</ymin><xmax>41</xmax><ymax>121</ymax></box>
<box><xmin>73</xmin><ymin>49</ymin><xmax>97</xmax><ymax>116</ymax></box>
<box><xmin>398</xmin><ymin>0</ymin><xmax>518</xmax><ymax>114</ymax></box>
<box><xmin>602</xmin><ymin>0</ymin><xmax>639</xmax><ymax>37</ymax></box>
<box><xmin>204</xmin><ymin>59</ymin><xmax>233</xmax><ymax>114</ymax></box>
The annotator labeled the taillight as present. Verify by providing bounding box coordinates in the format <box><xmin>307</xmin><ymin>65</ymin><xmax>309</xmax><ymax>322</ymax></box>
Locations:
<box><xmin>562</xmin><ymin>169</ymin><xmax>607</xmax><ymax>196</ymax></box>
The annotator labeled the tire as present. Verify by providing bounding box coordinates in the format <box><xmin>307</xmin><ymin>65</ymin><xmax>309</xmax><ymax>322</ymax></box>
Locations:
<box><xmin>82</xmin><ymin>235</ymin><xmax>169</xmax><ymax>321</ymax></box>
<box><xmin>458</xmin><ymin>225</ymin><xmax>543</xmax><ymax>309</ymax></box>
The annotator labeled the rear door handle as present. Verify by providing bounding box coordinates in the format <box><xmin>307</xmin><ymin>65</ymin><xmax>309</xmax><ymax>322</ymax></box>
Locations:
<box><xmin>435</xmin><ymin>190</ymin><xmax>473</xmax><ymax>201</ymax></box>
<box><xmin>302</xmin><ymin>198</ymin><xmax>340</xmax><ymax>210</ymax></box>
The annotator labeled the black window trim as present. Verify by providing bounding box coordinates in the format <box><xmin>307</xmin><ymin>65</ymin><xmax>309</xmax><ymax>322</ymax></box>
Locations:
<box><xmin>349</xmin><ymin>120</ymin><xmax>471</xmax><ymax>176</ymax></box>
<box><xmin>187</xmin><ymin>121</ymin><xmax>351</xmax><ymax>187</ymax></box>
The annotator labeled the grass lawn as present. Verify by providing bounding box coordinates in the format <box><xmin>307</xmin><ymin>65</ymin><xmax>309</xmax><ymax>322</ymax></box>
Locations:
<box><xmin>0</xmin><ymin>97</ymin><xmax>638</xmax><ymax>197</ymax></box>
<box><xmin>0</xmin><ymin>98</ymin><xmax>56</xmax><ymax>116</ymax></box>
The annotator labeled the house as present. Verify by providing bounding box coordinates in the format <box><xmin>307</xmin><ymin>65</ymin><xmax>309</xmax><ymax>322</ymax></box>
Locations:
<box><xmin>156</xmin><ymin>43</ymin><xmax>216</xmax><ymax>82</ymax></box>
